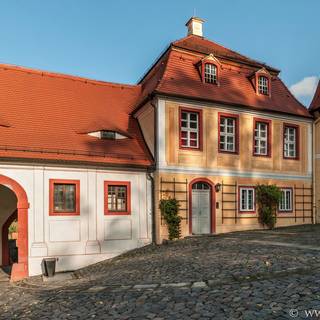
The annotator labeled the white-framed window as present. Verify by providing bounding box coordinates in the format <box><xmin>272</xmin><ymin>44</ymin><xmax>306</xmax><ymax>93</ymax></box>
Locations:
<box><xmin>258</xmin><ymin>76</ymin><xmax>269</xmax><ymax>95</ymax></box>
<box><xmin>180</xmin><ymin>110</ymin><xmax>200</xmax><ymax>149</ymax></box>
<box><xmin>284</xmin><ymin>126</ymin><xmax>298</xmax><ymax>158</ymax></box>
<box><xmin>254</xmin><ymin>121</ymin><xmax>269</xmax><ymax>156</ymax></box>
<box><xmin>219</xmin><ymin>116</ymin><xmax>236</xmax><ymax>152</ymax></box>
<box><xmin>239</xmin><ymin>187</ymin><xmax>255</xmax><ymax>212</ymax></box>
<box><xmin>279</xmin><ymin>188</ymin><xmax>293</xmax><ymax>212</ymax></box>
<box><xmin>204</xmin><ymin>63</ymin><xmax>217</xmax><ymax>84</ymax></box>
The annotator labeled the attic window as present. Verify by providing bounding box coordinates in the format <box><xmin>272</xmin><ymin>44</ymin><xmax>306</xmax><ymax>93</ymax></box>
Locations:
<box><xmin>101</xmin><ymin>130</ymin><xmax>116</xmax><ymax>139</ymax></box>
<box><xmin>204</xmin><ymin>63</ymin><xmax>217</xmax><ymax>84</ymax></box>
<box><xmin>258</xmin><ymin>76</ymin><xmax>269</xmax><ymax>95</ymax></box>
<box><xmin>87</xmin><ymin>130</ymin><xmax>128</xmax><ymax>140</ymax></box>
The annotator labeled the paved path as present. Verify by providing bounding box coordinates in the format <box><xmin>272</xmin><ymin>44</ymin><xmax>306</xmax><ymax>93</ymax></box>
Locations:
<box><xmin>1</xmin><ymin>224</ymin><xmax>320</xmax><ymax>319</ymax></box>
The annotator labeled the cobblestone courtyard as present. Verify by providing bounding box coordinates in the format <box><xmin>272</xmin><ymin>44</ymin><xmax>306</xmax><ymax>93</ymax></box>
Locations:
<box><xmin>2</xmin><ymin>225</ymin><xmax>320</xmax><ymax>319</ymax></box>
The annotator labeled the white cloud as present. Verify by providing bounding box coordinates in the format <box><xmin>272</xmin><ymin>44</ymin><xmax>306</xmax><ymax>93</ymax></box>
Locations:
<box><xmin>290</xmin><ymin>76</ymin><xmax>319</xmax><ymax>99</ymax></box>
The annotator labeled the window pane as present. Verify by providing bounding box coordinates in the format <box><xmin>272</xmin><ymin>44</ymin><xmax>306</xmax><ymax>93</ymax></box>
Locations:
<box><xmin>53</xmin><ymin>183</ymin><xmax>76</xmax><ymax>212</ymax></box>
<box><xmin>108</xmin><ymin>185</ymin><xmax>127</xmax><ymax>212</ymax></box>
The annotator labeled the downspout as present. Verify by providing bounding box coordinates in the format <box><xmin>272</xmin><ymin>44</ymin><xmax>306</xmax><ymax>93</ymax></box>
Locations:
<box><xmin>147</xmin><ymin>171</ymin><xmax>156</xmax><ymax>244</ymax></box>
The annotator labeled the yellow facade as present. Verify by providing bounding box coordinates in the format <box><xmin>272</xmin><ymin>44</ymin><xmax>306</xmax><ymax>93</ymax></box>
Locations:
<box><xmin>156</xmin><ymin>99</ymin><xmax>313</xmax><ymax>243</ymax></box>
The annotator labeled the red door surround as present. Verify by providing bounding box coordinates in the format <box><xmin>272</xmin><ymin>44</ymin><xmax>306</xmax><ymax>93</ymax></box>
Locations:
<box><xmin>0</xmin><ymin>175</ymin><xmax>29</xmax><ymax>281</ymax></box>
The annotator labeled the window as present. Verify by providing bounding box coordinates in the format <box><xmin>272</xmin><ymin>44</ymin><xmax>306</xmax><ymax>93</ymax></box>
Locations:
<box><xmin>180</xmin><ymin>108</ymin><xmax>201</xmax><ymax>149</ymax></box>
<box><xmin>253</xmin><ymin>119</ymin><xmax>271</xmax><ymax>156</ymax></box>
<box><xmin>239</xmin><ymin>187</ymin><xmax>255</xmax><ymax>212</ymax></box>
<box><xmin>104</xmin><ymin>181</ymin><xmax>131</xmax><ymax>215</ymax></box>
<box><xmin>258</xmin><ymin>76</ymin><xmax>269</xmax><ymax>95</ymax></box>
<box><xmin>279</xmin><ymin>188</ymin><xmax>293</xmax><ymax>212</ymax></box>
<box><xmin>204</xmin><ymin>63</ymin><xmax>217</xmax><ymax>84</ymax></box>
<box><xmin>49</xmin><ymin>179</ymin><xmax>80</xmax><ymax>216</ymax></box>
<box><xmin>284</xmin><ymin>124</ymin><xmax>299</xmax><ymax>159</ymax></box>
<box><xmin>219</xmin><ymin>113</ymin><xmax>238</xmax><ymax>153</ymax></box>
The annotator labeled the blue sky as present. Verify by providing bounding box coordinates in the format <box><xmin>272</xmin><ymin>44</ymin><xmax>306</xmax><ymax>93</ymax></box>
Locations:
<box><xmin>0</xmin><ymin>0</ymin><xmax>319</xmax><ymax>106</ymax></box>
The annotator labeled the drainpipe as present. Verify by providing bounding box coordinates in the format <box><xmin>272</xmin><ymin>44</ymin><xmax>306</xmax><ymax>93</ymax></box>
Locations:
<box><xmin>147</xmin><ymin>171</ymin><xmax>156</xmax><ymax>244</ymax></box>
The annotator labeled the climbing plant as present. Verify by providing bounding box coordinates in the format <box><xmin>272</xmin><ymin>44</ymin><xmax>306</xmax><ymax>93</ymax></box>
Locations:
<box><xmin>256</xmin><ymin>184</ymin><xmax>282</xmax><ymax>229</ymax></box>
<box><xmin>159</xmin><ymin>198</ymin><xmax>181</xmax><ymax>240</ymax></box>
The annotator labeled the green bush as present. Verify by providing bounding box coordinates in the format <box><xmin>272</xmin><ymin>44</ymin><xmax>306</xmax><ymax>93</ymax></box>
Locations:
<box><xmin>159</xmin><ymin>198</ymin><xmax>181</xmax><ymax>240</ymax></box>
<box><xmin>256</xmin><ymin>184</ymin><xmax>282</xmax><ymax>229</ymax></box>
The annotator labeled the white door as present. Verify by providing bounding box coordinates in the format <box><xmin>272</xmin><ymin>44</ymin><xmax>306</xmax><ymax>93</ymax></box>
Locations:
<box><xmin>191</xmin><ymin>182</ymin><xmax>211</xmax><ymax>234</ymax></box>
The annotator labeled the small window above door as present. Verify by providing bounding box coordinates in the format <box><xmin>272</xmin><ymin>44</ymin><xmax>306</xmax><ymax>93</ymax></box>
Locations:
<box><xmin>192</xmin><ymin>182</ymin><xmax>210</xmax><ymax>190</ymax></box>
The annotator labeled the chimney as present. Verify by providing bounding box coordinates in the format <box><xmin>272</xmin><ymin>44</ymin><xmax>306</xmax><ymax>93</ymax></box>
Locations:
<box><xmin>185</xmin><ymin>17</ymin><xmax>204</xmax><ymax>37</ymax></box>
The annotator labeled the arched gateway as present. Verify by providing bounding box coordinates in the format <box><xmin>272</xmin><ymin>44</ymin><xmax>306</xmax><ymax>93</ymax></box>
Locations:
<box><xmin>0</xmin><ymin>175</ymin><xmax>29</xmax><ymax>281</ymax></box>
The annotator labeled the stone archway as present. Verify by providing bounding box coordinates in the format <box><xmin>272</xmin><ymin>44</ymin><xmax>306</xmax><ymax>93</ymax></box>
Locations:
<box><xmin>0</xmin><ymin>175</ymin><xmax>29</xmax><ymax>281</ymax></box>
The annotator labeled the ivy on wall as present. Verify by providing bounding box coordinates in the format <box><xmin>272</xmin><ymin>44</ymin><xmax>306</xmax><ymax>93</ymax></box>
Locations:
<box><xmin>159</xmin><ymin>198</ymin><xmax>181</xmax><ymax>240</ymax></box>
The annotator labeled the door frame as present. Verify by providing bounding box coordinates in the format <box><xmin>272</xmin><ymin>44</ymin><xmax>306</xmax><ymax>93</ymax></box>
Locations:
<box><xmin>0</xmin><ymin>175</ymin><xmax>29</xmax><ymax>281</ymax></box>
<box><xmin>189</xmin><ymin>178</ymin><xmax>216</xmax><ymax>235</ymax></box>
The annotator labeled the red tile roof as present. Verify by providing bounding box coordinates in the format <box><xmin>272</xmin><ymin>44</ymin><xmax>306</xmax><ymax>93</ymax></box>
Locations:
<box><xmin>138</xmin><ymin>35</ymin><xmax>310</xmax><ymax>118</ymax></box>
<box><xmin>0</xmin><ymin>64</ymin><xmax>153</xmax><ymax>167</ymax></box>
<box><xmin>310</xmin><ymin>80</ymin><xmax>320</xmax><ymax>112</ymax></box>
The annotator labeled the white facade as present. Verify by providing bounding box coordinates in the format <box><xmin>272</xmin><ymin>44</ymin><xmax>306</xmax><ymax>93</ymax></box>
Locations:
<box><xmin>0</xmin><ymin>162</ymin><xmax>152</xmax><ymax>276</ymax></box>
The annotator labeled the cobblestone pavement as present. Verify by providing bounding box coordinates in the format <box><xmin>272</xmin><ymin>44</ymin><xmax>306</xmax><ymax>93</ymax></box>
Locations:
<box><xmin>1</xmin><ymin>225</ymin><xmax>320</xmax><ymax>319</ymax></box>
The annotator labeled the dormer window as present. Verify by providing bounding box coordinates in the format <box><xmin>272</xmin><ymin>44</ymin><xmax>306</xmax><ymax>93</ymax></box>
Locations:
<box><xmin>258</xmin><ymin>75</ymin><xmax>269</xmax><ymax>95</ymax></box>
<box><xmin>204</xmin><ymin>63</ymin><xmax>217</xmax><ymax>84</ymax></box>
<box><xmin>101</xmin><ymin>130</ymin><xmax>116</xmax><ymax>139</ymax></box>
<box><xmin>87</xmin><ymin>130</ymin><xmax>128</xmax><ymax>140</ymax></box>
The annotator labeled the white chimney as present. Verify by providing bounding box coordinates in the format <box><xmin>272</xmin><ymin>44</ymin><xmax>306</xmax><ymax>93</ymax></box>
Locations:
<box><xmin>185</xmin><ymin>17</ymin><xmax>204</xmax><ymax>37</ymax></box>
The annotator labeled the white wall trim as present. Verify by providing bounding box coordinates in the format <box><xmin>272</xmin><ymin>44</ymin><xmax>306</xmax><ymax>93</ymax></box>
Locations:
<box><xmin>157</xmin><ymin>98</ymin><xmax>167</xmax><ymax>167</ymax></box>
<box><xmin>159</xmin><ymin>165</ymin><xmax>312</xmax><ymax>181</ymax></box>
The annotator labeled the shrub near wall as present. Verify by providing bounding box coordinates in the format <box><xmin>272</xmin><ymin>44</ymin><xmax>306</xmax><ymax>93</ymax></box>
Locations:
<box><xmin>159</xmin><ymin>198</ymin><xmax>181</xmax><ymax>240</ymax></box>
<box><xmin>256</xmin><ymin>184</ymin><xmax>282</xmax><ymax>229</ymax></box>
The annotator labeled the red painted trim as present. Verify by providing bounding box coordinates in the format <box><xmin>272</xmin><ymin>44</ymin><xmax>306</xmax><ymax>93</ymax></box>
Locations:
<box><xmin>188</xmin><ymin>178</ymin><xmax>216</xmax><ymax>235</ymax></box>
<box><xmin>283</xmin><ymin>123</ymin><xmax>300</xmax><ymax>160</ymax></box>
<box><xmin>179</xmin><ymin>106</ymin><xmax>203</xmax><ymax>151</ymax></box>
<box><xmin>2</xmin><ymin>210</ymin><xmax>17</xmax><ymax>266</ymax></box>
<box><xmin>49</xmin><ymin>179</ymin><xmax>80</xmax><ymax>216</ymax></box>
<box><xmin>238</xmin><ymin>186</ymin><xmax>256</xmax><ymax>214</ymax></box>
<box><xmin>104</xmin><ymin>181</ymin><xmax>131</xmax><ymax>215</ymax></box>
<box><xmin>278</xmin><ymin>187</ymin><xmax>294</xmax><ymax>213</ymax></box>
<box><xmin>252</xmin><ymin>117</ymin><xmax>272</xmax><ymax>158</ymax></box>
<box><xmin>201</xmin><ymin>62</ymin><xmax>219</xmax><ymax>84</ymax></box>
<box><xmin>0</xmin><ymin>174</ymin><xmax>29</xmax><ymax>281</ymax></box>
<box><xmin>218</xmin><ymin>112</ymin><xmax>239</xmax><ymax>154</ymax></box>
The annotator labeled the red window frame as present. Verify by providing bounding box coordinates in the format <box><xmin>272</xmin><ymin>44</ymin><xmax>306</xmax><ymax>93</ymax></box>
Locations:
<box><xmin>218</xmin><ymin>112</ymin><xmax>239</xmax><ymax>154</ymax></box>
<box><xmin>278</xmin><ymin>187</ymin><xmax>294</xmax><ymax>213</ymax></box>
<box><xmin>49</xmin><ymin>179</ymin><xmax>80</xmax><ymax>216</ymax></box>
<box><xmin>179</xmin><ymin>107</ymin><xmax>203</xmax><ymax>151</ymax></box>
<box><xmin>283</xmin><ymin>123</ymin><xmax>300</xmax><ymax>160</ymax></box>
<box><xmin>202</xmin><ymin>62</ymin><xmax>218</xmax><ymax>84</ymax></box>
<box><xmin>253</xmin><ymin>118</ymin><xmax>272</xmax><ymax>157</ymax></box>
<box><xmin>104</xmin><ymin>181</ymin><xmax>131</xmax><ymax>215</ymax></box>
<box><xmin>238</xmin><ymin>186</ymin><xmax>256</xmax><ymax>214</ymax></box>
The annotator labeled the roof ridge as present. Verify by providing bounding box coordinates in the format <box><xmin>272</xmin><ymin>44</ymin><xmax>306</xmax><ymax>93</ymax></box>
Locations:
<box><xmin>0</xmin><ymin>62</ymin><xmax>140</xmax><ymax>89</ymax></box>
<box><xmin>173</xmin><ymin>35</ymin><xmax>280</xmax><ymax>73</ymax></box>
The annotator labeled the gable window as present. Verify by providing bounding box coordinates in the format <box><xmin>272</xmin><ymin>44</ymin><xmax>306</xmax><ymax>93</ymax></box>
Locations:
<box><xmin>49</xmin><ymin>179</ymin><xmax>80</xmax><ymax>216</ymax></box>
<box><xmin>239</xmin><ymin>187</ymin><xmax>255</xmax><ymax>213</ymax></box>
<box><xmin>204</xmin><ymin>63</ymin><xmax>217</xmax><ymax>84</ymax></box>
<box><xmin>279</xmin><ymin>188</ymin><xmax>293</xmax><ymax>212</ymax></box>
<box><xmin>258</xmin><ymin>76</ymin><xmax>269</xmax><ymax>95</ymax></box>
<box><xmin>104</xmin><ymin>181</ymin><xmax>131</xmax><ymax>215</ymax></box>
<box><xmin>219</xmin><ymin>113</ymin><xmax>239</xmax><ymax>153</ymax></box>
<box><xmin>283</xmin><ymin>124</ymin><xmax>299</xmax><ymax>159</ymax></box>
<box><xmin>253</xmin><ymin>119</ymin><xmax>271</xmax><ymax>156</ymax></box>
<box><xmin>180</xmin><ymin>108</ymin><xmax>202</xmax><ymax>149</ymax></box>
